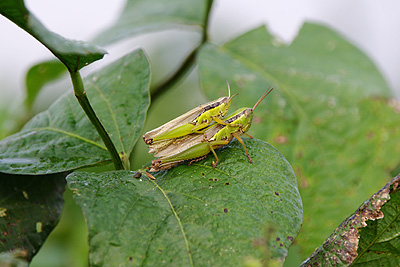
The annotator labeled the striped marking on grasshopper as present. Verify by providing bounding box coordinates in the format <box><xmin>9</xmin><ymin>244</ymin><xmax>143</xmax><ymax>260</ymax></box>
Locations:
<box><xmin>149</xmin><ymin>87</ymin><xmax>273</xmax><ymax>172</ymax></box>
<box><xmin>143</xmin><ymin>82</ymin><xmax>238</xmax><ymax>145</ymax></box>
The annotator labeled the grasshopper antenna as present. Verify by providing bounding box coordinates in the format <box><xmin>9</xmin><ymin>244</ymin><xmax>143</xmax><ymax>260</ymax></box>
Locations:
<box><xmin>253</xmin><ymin>87</ymin><xmax>273</xmax><ymax>110</ymax></box>
<box><xmin>226</xmin><ymin>80</ymin><xmax>239</xmax><ymax>100</ymax></box>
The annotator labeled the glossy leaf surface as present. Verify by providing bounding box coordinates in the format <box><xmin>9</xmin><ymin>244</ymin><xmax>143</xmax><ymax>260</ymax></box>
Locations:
<box><xmin>68</xmin><ymin>139</ymin><xmax>303</xmax><ymax>266</ymax></box>
<box><xmin>0</xmin><ymin>50</ymin><xmax>150</xmax><ymax>174</ymax></box>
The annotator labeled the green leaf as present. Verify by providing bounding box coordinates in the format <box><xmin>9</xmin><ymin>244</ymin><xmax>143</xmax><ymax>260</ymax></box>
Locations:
<box><xmin>0</xmin><ymin>172</ymin><xmax>66</xmax><ymax>261</ymax></box>
<box><xmin>93</xmin><ymin>0</ymin><xmax>210</xmax><ymax>45</ymax></box>
<box><xmin>198</xmin><ymin>23</ymin><xmax>400</xmax><ymax>258</ymax></box>
<box><xmin>0</xmin><ymin>49</ymin><xmax>150</xmax><ymax>174</ymax></box>
<box><xmin>0</xmin><ymin>0</ymin><xmax>106</xmax><ymax>71</ymax></box>
<box><xmin>67</xmin><ymin>139</ymin><xmax>302</xmax><ymax>266</ymax></box>
<box><xmin>301</xmin><ymin>174</ymin><xmax>400</xmax><ymax>266</ymax></box>
<box><xmin>24</xmin><ymin>60</ymin><xmax>67</xmax><ymax>111</ymax></box>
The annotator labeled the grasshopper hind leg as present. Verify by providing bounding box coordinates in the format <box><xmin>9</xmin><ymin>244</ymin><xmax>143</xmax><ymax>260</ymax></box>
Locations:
<box><xmin>188</xmin><ymin>154</ymin><xmax>208</xmax><ymax>166</ymax></box>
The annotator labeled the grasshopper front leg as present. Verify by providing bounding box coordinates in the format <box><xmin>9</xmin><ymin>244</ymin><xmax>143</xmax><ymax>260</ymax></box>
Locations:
<box><xmin>206</xmin><ymin>139</ymin><xmax>231</xmax><ymax>168</ymax></box>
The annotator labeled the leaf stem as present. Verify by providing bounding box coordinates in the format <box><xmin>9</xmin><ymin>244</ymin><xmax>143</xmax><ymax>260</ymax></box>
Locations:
<box><xmin>69</xmin><ymin>70</ymin><xmax>124</xmax><ymax>170</ymax></box>
<box><xmin>150</xmin><ymin>0</ymin><xmax>214</xmax><ymax>102</ymax></box>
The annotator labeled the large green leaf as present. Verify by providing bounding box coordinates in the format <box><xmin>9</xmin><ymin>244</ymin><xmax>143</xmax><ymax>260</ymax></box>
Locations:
<box><xmin>198</xmin><ymin>23</ymin><xmax>400</xmax><ymax>258</ymax></box>
<box><xmin>67</xmin><ymin>139</ymin><xmax>302</xmax><ymax>266</ymax></box>
<box><xmin>93</xmin><ymin>0</ymin><xmax>210</xmax><ymax>45</ymax></box>
<box><xmin>0</xmin><ymin>49</ymin><xmax>150</xmax><ymax>174</ymax></box>
<box><xmin>0</xmin><ymin>0</ymin><xmax>106</xmax><ymax>71</ymax></box>
<box><xmin>302</xmin><ymin>174</ymin><xmax>400</xmax><ymax>266</ymax></box>
<box><xmin>0</xmin><ymin>172</ymin><xmax>66</xmax><ymax>261</ymax></box>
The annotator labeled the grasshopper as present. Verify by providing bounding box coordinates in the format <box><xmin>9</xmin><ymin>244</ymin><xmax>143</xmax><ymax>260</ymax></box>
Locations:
<box><xmin>148</xmin><ymin>87</ymin><xmax>273</xmax><ymax>172</ymax></box>
<box><xmin>142</xmin><ymin>82</ymin><xmax>238</xmax><ymax>145</ymax></box>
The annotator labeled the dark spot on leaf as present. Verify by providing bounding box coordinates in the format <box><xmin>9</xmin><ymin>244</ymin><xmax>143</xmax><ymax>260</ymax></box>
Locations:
<box><xmin>133</xmin><ymin>172</ymin><xmax>141</xmax><ymax>178</ymax></box>
<box><xmin>214</xmin><ymin>178</ymin><xmax>218</xmax><ymax>181</ymax></box>
<box><xmin>201</xmin><ymin>172</ymin><xmax>205</xmax><ymax>176</ymax></box>
<box><xmin>280</xmin><ymin>243</ymin><xmax>283</xmax><ymax>247</ymax></box>
<box><xmin>287</xmin><ymin>236</ymin><xmax>294</xmax><ymax>241</ymax></box>
<box><xmin>270</xmin><ymin>211</ymin><xmax>274</xmax><ymax>213</ymax></box>
<box><xmin>225</xmin><ymin>182</ymin><xmax>230</xmax><ymax>185</ymax></box>
<box><xmin>274</xmin><ymin>192</ymin><xmax>279</xmax><ymax>196</ymax></box>
<box><xmin>158</xmin><ymin>249</ymin><xmax>162</xmax><ymax>253</ymax></box>
<box><xmin>209</xmin><ymin>178</ymin><xmax>213</xmax><ymax>181</ymax></box>
<box><xmin>224</xmin><ymin>208</ymin><xmax>228</xmax><ymax>213</ymax></box>
<box><xmin>129</xmin><ymin>256</ymin><xmax>133</xmax><ymax>262</ymax></box>
<box><xmin>276</xmin><ymin>237</ymin><xmax>280</xmax><ymax>241</ymax></box>
<box><xmin>280</xmin><ymin>199</ymin><xmax>283</xmax><ymax>201</ymax></box>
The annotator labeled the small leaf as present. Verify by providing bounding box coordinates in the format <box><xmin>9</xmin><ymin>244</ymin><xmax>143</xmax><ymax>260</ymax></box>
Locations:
<box><xmin>0</xmin><ymin>49</ymin><xmax>150</xmax><ymax>174</ymax></box>
<box><xmin>301</xmin><ymin>174</ymin><xmax>400</xmax><ymax>266</ymax></box>
<box><xmin>24</xmin><ymin>60</ymin><xmax>67</xmax><ymax>111</ymax></box>
<box><xmin>67</xmin><ymin>139</ymin><xmax>302</xmax><ymax>266</ymax></box>
<box><xmin>0</xmin><ymin>172</ymin><xmax>66</xmax><ymax>261</ymax></box>
<box><xmin>93</xmin><ymin>0</ymin><xmax>209</xmax><ymax>45</ymax></box>
<box><xmin>198</xmin><ymin>23</ymin><xmax>400</xmax><ymax>257</ymax></box>
<box><xmin>0</xmin><ymin>0</ymin><xmax>106</xmax><ymax>71</ymax></box>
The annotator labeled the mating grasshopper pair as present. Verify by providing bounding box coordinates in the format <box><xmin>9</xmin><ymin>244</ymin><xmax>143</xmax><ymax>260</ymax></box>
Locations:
<box><xmin>143</xmin><ymin>83</ymin><xmax>273</xmax><ymax>172</ymax></box>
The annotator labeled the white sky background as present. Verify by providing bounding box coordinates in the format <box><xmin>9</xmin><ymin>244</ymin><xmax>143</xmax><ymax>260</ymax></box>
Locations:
<box><xmin>1</xmin><ymin>0</ymin><xmax>400</xmax><ymax>106</ymax></box>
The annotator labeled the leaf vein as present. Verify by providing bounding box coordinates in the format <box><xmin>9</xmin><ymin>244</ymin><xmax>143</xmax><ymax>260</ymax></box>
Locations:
<box><xmin>151</xmin><ymin>179</ymin><xmax>194</xmax><ymax>267</ymax></box>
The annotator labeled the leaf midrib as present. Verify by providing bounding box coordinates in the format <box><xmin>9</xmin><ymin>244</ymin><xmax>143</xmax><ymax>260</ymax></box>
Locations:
<box><xmin>151</xmin><ymin>178</ymin><xmax>194</xmax><ymax>267</ymax></box>
<box><xmin>32</xmin><ymin>127</ymin><xmax>106</xmax><ymax>150</ymax></box>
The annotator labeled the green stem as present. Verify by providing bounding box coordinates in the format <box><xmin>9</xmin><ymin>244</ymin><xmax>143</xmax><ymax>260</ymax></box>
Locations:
<box><xmin>151</xmin><ymin>45</ymin><xmax>198</xmax><ymax>100</ymax></box>
<box><xmin>70</xmin><ymin>71</ymin><xmax>124</xmax><ymax>170</ymax></box>
<box><xmin>151</xmin><ymin>0</ymin><xmax>214</xmax><ymax>102</ymax></box>
<box><xmin>202</xmin><ymin>0</ymin><xmax>214</xmax><ymax>43</ymax></box>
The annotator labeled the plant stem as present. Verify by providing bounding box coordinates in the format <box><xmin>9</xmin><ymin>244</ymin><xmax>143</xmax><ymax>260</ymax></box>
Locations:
<box><xmin>70</xmin><ymin>70</ymin><xmax>124</xmax><ymax>170</ymax></box>
<box><xmin>150</xmin><ymin>0</ymin><xmax>214</xmax><ymax>102</ymax></box>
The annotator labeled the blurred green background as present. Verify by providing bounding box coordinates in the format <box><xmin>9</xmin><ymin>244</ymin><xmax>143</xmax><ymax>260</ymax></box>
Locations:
<box><xmin>2</xmin><ymin>1</ymin><xmax>400</xmax><ymax>266</ymax></box>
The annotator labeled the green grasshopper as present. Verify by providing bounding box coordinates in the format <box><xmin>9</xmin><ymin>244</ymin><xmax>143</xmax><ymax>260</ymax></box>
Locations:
<box><xmin>143</xmin><ymin>82</ymin><xmax>238</xmax><ymax>145</ymax></box>
<box><xmin>148</xmin><ymin>87</ymin><xmax>273</xmax><ymax>172</ymax></box>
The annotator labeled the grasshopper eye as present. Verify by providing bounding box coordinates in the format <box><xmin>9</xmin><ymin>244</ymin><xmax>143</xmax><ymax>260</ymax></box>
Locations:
<box><xmin>244</xmin><ymin>109</ymin><xmax>252</xmax><ymax>117</ymax></box>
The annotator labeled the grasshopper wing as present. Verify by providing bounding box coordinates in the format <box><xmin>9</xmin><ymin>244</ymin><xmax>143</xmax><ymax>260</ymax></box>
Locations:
<box><xmin>143</xmin><ymin>96</ymin><xmax>229</xmax><ymax>144</ymax></box>
<box><xmin>152</xmin><ymin>124</ymin><xmax>223</xmax><ymax>158</ymax></box>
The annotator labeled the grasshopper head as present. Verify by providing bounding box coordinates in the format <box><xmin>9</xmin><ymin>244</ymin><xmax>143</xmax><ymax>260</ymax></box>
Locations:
<box><xmin>241</xmin><ymin>108</ymin><xmax>253</xmax><ymax>133</ymax></box>
<box><xmin>242</xmin><ymin>87</ymin><xmax>274</xmax><ymax>133</ymax></box>
<box><xmin>220</xmin><ymin>92</ymin><xmax>239</xmax><ymax>117</ymax></box>
<box><xmin>221</xmin><ymin>81</ymin><xmax>239</xmax><ymax>117</ymax></box>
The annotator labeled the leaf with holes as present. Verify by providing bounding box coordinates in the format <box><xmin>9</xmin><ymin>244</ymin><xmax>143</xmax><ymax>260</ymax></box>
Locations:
<box><xmin>302</xmin><ymin>174</ymin><xmax>400</xmax><ymax>266</ymax></box>
<box><xmin>67</xmin><ymin>139</ymin><xmax>302</xmax><ymax>266</ymax></box>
